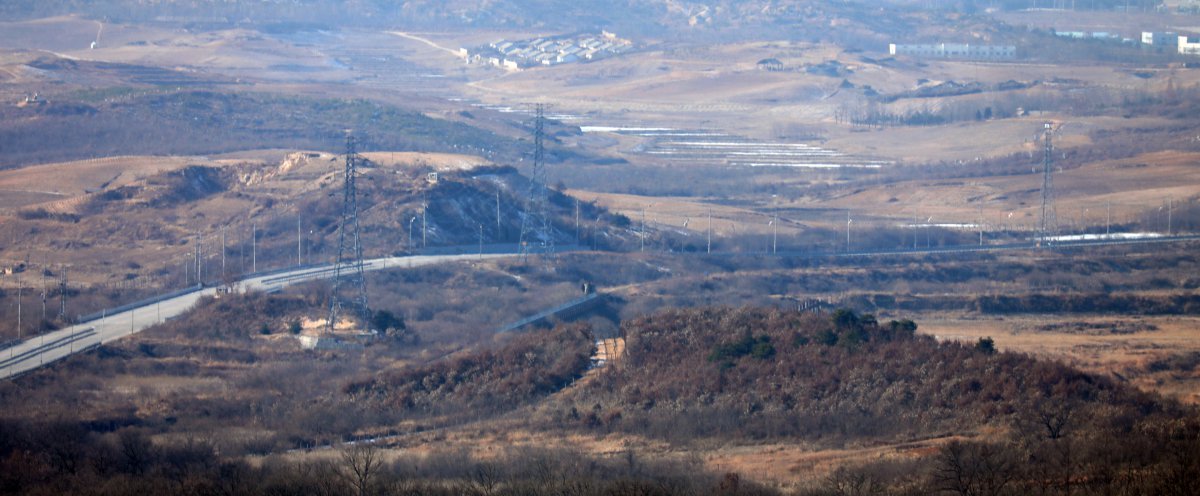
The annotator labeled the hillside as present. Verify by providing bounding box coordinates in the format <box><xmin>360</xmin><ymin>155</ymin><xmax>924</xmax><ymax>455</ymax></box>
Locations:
<box><xmin>0</xmin><ymin>86</ymin><xmax>521</xmax><ymax>169</ymax></box>
<box><xmin>0</xmin><ymin>1</ymin><xmax>992</xmax><ymax>44</ymax></box>
<box><xmin>0</xmin><ymin>151</ymin><xmax>626</xmax><ymax>340</ymax></box>
<box><xmin>345</xmin><ymin>324</ymin><xmax>595</xmax><ymax>419</ymax></box>
<box><xmin>4</xmin><ymin>304</ymin><xmax>1200</xmax><ymax>494</ymax></box>
<box><xmin>555</xmin><ymin>307</ymin><xmax>1173</xmax><ymax>444</ymax></box>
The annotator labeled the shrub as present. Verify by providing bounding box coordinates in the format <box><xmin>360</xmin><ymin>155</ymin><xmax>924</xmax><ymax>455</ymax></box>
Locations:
<box><xmin>369</xmin><ymin>310</ymin><xmax>405</xmax><ymax>335</ymax></box>
<box><xmin>975</xmin><ymin>337</ymin><xmax>997</xmax><ymax>355</ymax></box>
<box><xmin>708</xmin><ymin>334</ymin><xmax>774</xmax><ymax>366</ymax></box>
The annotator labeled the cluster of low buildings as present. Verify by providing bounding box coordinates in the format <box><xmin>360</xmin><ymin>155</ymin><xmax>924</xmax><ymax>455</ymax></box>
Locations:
<box><xmin>460</xmin><ymin>31</ymin><xmax>633</xmax><ymax>71</ymax></box>
<box><xmin>1141</xmin><ymin>31</ymin><xmax>1200</xmax><ymax>55</ymax></box>
<box><xmin>1050</xmin><ymin>29</ymin><xmax>1200</xmax><ymax>56</ymax></box>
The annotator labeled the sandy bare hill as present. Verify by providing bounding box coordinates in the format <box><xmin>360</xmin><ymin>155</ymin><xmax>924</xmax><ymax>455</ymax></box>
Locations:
<box><xmin>0</xmin><ymin>16</ymin><xmax>344</xmax><ymax>85</ymax></box>
<box><xmin>359</xmin><ymin>151</ymin><xmax>492</xmax><ymax>171</ymax></box>
<box><xmin>0</xmin><ymin>15</ymin><xmax>107</xmax><ymax>53</ymax></box>
<box><xmin>0</xmin><ymin>155</ymin><xmax>208</xmax><ymax>203</ymax></box>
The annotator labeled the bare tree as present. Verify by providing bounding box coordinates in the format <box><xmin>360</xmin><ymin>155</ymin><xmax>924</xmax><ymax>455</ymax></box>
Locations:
<box><xmin>340</xmin><ymin>442</ymin><xmax>383</xmax><ymax>496</ymax></box>
<box><xmin>823</xmin><ymin>467</ymin><xmax>886</xmax><ymax>496</ymax></box>
<box><xmin>933</xmin><ymin>441</ymin><xmax>1016</xmax><ymax>496</ymax></box>
<box><xmin>471</xmin><ymin>461</ymin><xmax>503</xmax><ymax>496</ymax></box>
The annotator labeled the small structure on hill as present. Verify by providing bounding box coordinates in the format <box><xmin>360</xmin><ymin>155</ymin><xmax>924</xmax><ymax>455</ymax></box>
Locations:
<box><xmin>757</xmin><ymin>58</ymin><xmax>785</xmax><ymax>71</ymax></box>
<box><xmin>16</xmin><ymin>93</ymin><xmax>43</xmax><ymax>108</ymax></box>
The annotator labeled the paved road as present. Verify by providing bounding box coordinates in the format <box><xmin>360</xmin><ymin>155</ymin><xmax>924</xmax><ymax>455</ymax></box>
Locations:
<box><xmin>0</xmin><ymin>253</ymin><xmax>509</xmax><ymax>380</ymax></box>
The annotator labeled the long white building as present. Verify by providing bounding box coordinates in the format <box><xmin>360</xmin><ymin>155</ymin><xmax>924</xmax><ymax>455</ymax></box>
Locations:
<box><xmin>888</xmin><ymin>43</ymin><xmax>1015</xmax><ymax>60</ymax></box>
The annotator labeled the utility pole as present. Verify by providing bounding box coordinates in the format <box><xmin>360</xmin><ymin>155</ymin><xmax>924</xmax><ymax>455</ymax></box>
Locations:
<box><xmin>707</xmin><ymin>210</ymin><xmax>712</xmax><ymax>254</ymax></box>
<box><xmin>496</xmin><ymin>188</ymin><xmax>501</xmax><ymax>238</ymax></box>
<box><xmin>913</xmin><ymin>217</ymin><xmax>919</xmax><ymax>249</ymax></box>
<box><xmin>479</xmin><ymin>223</ymin><xmax>484</xmax><ymax>260</ymax></box>
<box><xmin>15</xmin><ymin>270</ymin><xmax>22</xmax><ymax>340</ymax></box>
<box><xmin>846</xmin><ymin>210</ymin><xmax>852</xmax><ymax>253</ymax></box>
<box><xmin>409</xmin><ymin>216</ymin><xmax>417</xmax><ymax>252</ymax></box>
<box><xmin>1106</xmin><ymin>202</ymin><xmax>1111</xmax><ymax>235</ymax></box>
<box><xmin>221</xmin><ymin>226</ymin><xmax>226</xmax><ymax>280</ymax></box>
<box><xmin>422</xmin><ymin>195</ymin><xmax>427</xmax><ymax>249</ymax></box>
<box><xmin>297</xmin><ymin>213</ymin><xmax>302</xmax><ymax>266</ymax></box>
<box><xmin>195</xmin><ymin>231</ymin><xmax>202</xmax><ymax>285</ymax></box>
<box><xmin>58</xmin><ymin>266</ymin><xmax>67</xmax><ymax>322</ymax></box>
<box><xmin>772</xmin><ymin>214</ymin><xmax>778</xmax><ymax>254</ymax></box>
<box><xmin>40</xmin><ymin>261</ymin><xmax>47</xmax><ymax>324</ymax></box>
<box><xmin>251</xmin><ymin>222</ymin><xmax>257</xmax><ymax>273</ymax></box>
<box><xmin>927</xmin><ymin>217</ymin><xmax>932</xmax><ymax>249</ymax></box>
<box><xmin>575</xmin><ymin>198</ymin><xmax>580</xmax><ymax>246</ymax></box>
<box><xmin>1167</xmin><ymin>197</ymin><xmax>1173</xmax><ymax>235</ymax></box>
<box><xmin>978</xmin><ymin>204</ymin><xmax>984</xmax><ymax>246</ymax></box>
<box><xmin>593</xmin><ymin>215</ymin><xmax>601</xmax><ymax>250</ymax></box>
<box><xmin>640</xmin><ymin>208</ymin><xmax>646</xmax><ymax>252</ymax></box>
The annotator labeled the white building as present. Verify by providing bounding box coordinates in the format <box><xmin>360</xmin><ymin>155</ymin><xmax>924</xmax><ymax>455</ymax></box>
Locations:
<box><xmin>1180</xmin><ymin>35</ymin><xmax>1200</xmax><ymax>55</ymax></box>
<box><xmin>888</xmin><ymin>43</ymin><xmax>1015</xmax><ymax>60</ymax></box>
<box><xmin>1142</xmin><ymin>31</ymin><xmax>1178</xmax><ymax>47</ymax></box>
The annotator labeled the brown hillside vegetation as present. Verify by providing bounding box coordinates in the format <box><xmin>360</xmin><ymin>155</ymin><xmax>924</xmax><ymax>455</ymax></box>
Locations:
<box><xmin>5</xmin><ymin>306</ymin><xmax>1200</xmax><ymax>494</ymax></box>
<box><xmin>345</xmin><ymin>324</ymin><xmax>595</xmax><ymax>418</ymax></box>
<box><xmin>556</xmin><ymin>307</ymin><xmax>1179</xmax><ymax>445</ymax></box>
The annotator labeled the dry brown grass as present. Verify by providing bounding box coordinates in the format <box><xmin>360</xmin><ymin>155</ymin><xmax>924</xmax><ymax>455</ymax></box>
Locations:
<box><xmin>570</xmin><ymin>190</ymin><xmax>800</xmax><ymax>237</ymax></box>
<box><xmin>919</xmin><ymin>314</ymin><xmax>1200</xmax><ymax>404</ymax></box>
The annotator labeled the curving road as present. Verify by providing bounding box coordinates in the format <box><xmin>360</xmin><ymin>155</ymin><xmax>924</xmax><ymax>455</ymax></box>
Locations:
<box><xmin>0</xmin><ymin>253</ymin><xmax>510</xmax><ymax>380</ymax></box>
<box><xmin>3</xmin><ymin>233</ymin><xmax>1199</xmax><ymax>380</ymax></box>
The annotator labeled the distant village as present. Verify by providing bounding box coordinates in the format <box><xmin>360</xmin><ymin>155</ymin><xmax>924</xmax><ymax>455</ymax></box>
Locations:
<box><xmin>459</xmin><ymin>31</ymin><xmax>634</xmax><ymax>71</ymax></box>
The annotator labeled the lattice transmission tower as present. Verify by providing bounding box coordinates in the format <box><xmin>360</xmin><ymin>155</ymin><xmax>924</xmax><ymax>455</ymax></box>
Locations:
<box><xmin>326</xmin><ymin>132</ymin><xmax>370</xmax><ymax>333</ymax></box>
<box><xmin>1038</xmin><ymin>122</ymin><xmax>1058</xmax><ymax>244</ymax></box>
<box><xmin>519</xmin><ymin>104</ymin><xmax>553</xmax><ymax>258</ymax></box>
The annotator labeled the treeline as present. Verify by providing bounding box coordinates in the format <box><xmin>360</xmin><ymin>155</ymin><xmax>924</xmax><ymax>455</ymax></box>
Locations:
<box><xmin>841</xmin><ymin>292</ymin><xmax>1200</xmax><ymax>316</ymax></box>
<box><xmin>0</xmin><ymin>424</ymin><xmax>752</xmax><ymax>496</ymax></box>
